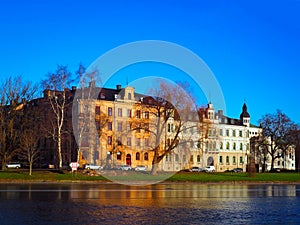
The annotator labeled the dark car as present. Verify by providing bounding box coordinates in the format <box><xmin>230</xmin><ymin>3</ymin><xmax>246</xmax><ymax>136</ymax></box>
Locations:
<box><xmin>233</xmin><ymin>168</ymin><xmax>243</xmax><ymax>173</ymax></box>
<box><xmin>269</xmin><ymin>168</ymin><xmax>281</xmax><ymax>173</ymax></box>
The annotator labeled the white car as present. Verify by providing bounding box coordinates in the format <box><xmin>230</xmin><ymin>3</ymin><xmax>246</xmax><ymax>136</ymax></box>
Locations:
<box><xmin>204</xmin><ymin>166</ymin><xmax>215</xmax><ymax>172</ymax></box>
<box><xmin>134</xmin><ymin>165</ymin><xmax>147</xmax><ymax>171</ymax></box>
<box><xmin>6</xmin><ymin>163</ymin><xmax>21</xmax><ymax>169</ymax></box>
<box><xmin>85</xmin><ymin>164</ymin><xmax>103</xmax><ymax>170</ymax></box>
<box><xmin>191</xmin><ymin>166</ymin><xmax>203</xmax><ymax>172</ymax></box>
<box><xmin>118</xmin><ymin>165</ymin><xmax>132</xmax><ymax>171</ymax></box>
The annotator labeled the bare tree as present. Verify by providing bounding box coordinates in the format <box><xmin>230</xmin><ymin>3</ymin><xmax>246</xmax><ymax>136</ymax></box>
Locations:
<box><xmin>72</xmin><ymin>66</ymin><xmax>109</xmax><ymax>166</ymax></box>
<box><xmin>41</xmin><ymin>65</ymin><xmax>73</xmax><ymax>169</ymax></box>
<box><xmin>0</xmin><ymin>76</ymin><xmax>37</xmax><ymax>170</ymax></box>
<box><xmin>19</xmin><ymin>100</ymin><xmax>44</xmax><ymax>175</ymax></box>
<box><xmin>259</xmin><ymin>110</ymin><xmax>298</xmax><ymax>170</ymax></box>
<box><xmin>134</xmin><ymin>81</ymin><xmax>204</xmax><ymax>175</ymax></box>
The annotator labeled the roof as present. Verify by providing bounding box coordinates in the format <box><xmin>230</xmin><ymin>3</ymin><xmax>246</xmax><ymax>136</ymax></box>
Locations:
<box><xmin>240</xmin><ymin>103</ymin><xmax>250</xmax><ymax>118</ymax></box>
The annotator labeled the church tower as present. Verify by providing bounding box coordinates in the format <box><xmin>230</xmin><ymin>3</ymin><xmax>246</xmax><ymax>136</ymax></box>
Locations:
<box><xmin>240</xmin><ymin>103</ymin><xmax>250</xmax><ymax>127</ymax></box>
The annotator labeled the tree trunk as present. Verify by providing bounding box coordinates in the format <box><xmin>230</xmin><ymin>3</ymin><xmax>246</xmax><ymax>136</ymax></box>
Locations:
<box><xmin>271</xmin><ymin>156</ymin><xmax>275</xmax><ymax>171</ymax></box>
<box><xmin>29</xmin><ymin>162</ymin><xmax>33</xmax><ymax>176</ymax></box>
<box><xmin>57</xmin><ymin>131</ymin><xmax>62</xmax><ymax>169</ymax></box>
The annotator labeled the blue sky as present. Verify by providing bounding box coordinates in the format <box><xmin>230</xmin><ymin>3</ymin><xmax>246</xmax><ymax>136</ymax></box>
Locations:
<box><xmin>0</xmin><ymin>0</ymin><xmax>299</xmax><ymax>125</ymax></box>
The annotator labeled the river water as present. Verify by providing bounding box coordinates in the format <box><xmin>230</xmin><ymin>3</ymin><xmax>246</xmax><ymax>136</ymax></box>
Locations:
<box><xmin>0</xmin><ymin>183</ymin><xmax>299</xmax><ymax>225</ymax></box>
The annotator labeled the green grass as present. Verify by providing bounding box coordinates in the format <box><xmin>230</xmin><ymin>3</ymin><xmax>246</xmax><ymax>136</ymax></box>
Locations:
<box><xmin>168</xmin><ymin>172</ymin><xmax>300</xmax><ymax>183</ymax></box>
<box><xmin>0</xmin><ymin>170</ymin><xmax>108</xmax><ymax>182</ymax></box>
<box><xmin>1</xmin><ymin>170</ymin><xmax>300</xmax><ymax>183</ymax></box>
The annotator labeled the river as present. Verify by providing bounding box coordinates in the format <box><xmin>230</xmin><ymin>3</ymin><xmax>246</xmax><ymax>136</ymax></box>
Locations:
<box><xmin>0</xmin><ymin>183</ymin><xmax>299</xmax><ymax>224</ymax></box>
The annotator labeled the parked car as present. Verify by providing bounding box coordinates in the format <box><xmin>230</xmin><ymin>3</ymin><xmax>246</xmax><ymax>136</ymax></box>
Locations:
<box><xmin>204</xmin><ymin>166</ymin><xmax>215</xmax><ymax>172</ymax></box>
<box><xmin>85</xmin><ymin>164</ymin><xmax>103</xmax><ymax>170</ymax></box>
<box><xmin>6</xmin><ymin>163</ymin><xmax>21</xmax><ymax>169</ymax></box>
<box><xmin>233</xmin><ymin>168</ymin><xmax>243</xmax><ymax>173</ymax></box>
<box><xmin>191</xmin><ymin>166</ymin><xmax>203</xmax><ymax>172</ymax></box>
<box><xmin>269</xmin><ymin>168</ymin><xmax>281</xmax><ymax>173</ymax></box>
<box><xmin>134</xmin><ymin>165</ymin><xmax>147</xmax><ymax>171</ymax></box>
<box><xmin>118</xmin><ymin>165</ymin><xmax>132</xmax><ymax>171</ymax></box>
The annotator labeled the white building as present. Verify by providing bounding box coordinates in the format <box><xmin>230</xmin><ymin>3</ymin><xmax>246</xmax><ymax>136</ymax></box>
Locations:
<box><xmin>163</xmin><ymin>102</ymin><xmax>262</xmax><ymax>172</ymax></box>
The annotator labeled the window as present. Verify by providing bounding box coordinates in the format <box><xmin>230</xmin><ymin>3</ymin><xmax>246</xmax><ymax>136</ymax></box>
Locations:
<box><xmin>278</xmin><ymin>161</ymin><xmax>280</xmax><ymax>166</ymax></box>
<box><xmin>117</xmin><ymin>152</ymin><xmax>121</xmax><ymax>160</ymax></box>
<box><xmin>108</xmin><ymin>136</ymin><xmax>112</xmax><ymax>145</ymax></box>
<box><xmin>127</xmin><ymin>109</ymin><xmax>132</xmax><ymax>117</ymax></box>
<box><xmin>226</xmin><ymin>142</ymin><xmax>230</xmax><ymax>150</ymax></box>
<box><xmin>136</xmin><ymin>138</ymin><xmax>141</xmax><ymax>146</ymax></box>
<box><xmin>144</xmin><ymin>111</ymin><xmax>149</xmax><ymax>119</ymax></box>
<box><xmin>240</xmin><ymin>143</ymin><xmax>243</xmax><ymax>150</ymax></box>
<box><xmin>108</xmin><ymin>107</ymin><xmax>112</xmax><ymax>116</ymax></box>
<box><xmin>118</xmin><ymin>108</ymin><xmax>122</xmax><ymax>117</ymax></box>
<box><xmin>197</xmin><ymin>155</ymin><xmax>200</xmax><ymax>163</ymax></box>
<box><xmin>190</xmin><ymin>140</ymin><xmax>194</xmax><ymax>148</ymax></box>
<box><xmin>127</xmin><ymin>123</ymin><xmax>131</xmax><ymax>131</ymax></box>
<box><xmin>220</xmin><ymin>129</ymin><xmax>223</xmax><ymax>136</ymax></box>
<box><xmin>226</xmin><ymin>129</ymin><xmax>229</xmax><ymax>136</ymax></box>
<box><xmin>175</xmin><ymin>154</ymin><xmax>179</xmax><ymax>162</ymax></box>
<box><xmin>108</xmin><ymin>122</ymin><xmax>112</xmax><ymax>131</ymax></box>
<box><xmin>144</xmin><ymin>152</ymin><xmax>149</xmax><ymax>161</ymax></box>
<box><xmin>95</xmin><ymin>106</ymin><xmax>100</xmax><ymax>115</ymax></box>
<box><xmin>127</xmin><ymin>137</ymin><xmax>131</xmax><ymax>146</ymax></box>
<box><xmin>190</xmin><ymin>155</ymin><xmax>194</xmax><ymax>163</ymax></box>
<box><xmin>220</xmin><ymin>142</ymin><xmax>223</xmax><ymax>150</ymax></box>
<box><xmin>117</xmin><ymin>122</ymin><xmax>122</xmax><ymax>132</ymax></box>
<box><xmin>117</xmin><ymin>137</ymin><xmax>122</xmax><ymax>146</ymax></box>
<box><xmin>136</xmin><ymin>124</ymin><xmax>141</xmax><ymax>133</ymax></box>
<box><xmin>145</xmin><ymin>123</ymin><xmax>149</xmax><ymax>133</ymax></box>
<box><xmin>239</xmin><ymin>130</ymin><xmax>243</xmax><ymax>137</ymax></box>
<box><xmin>239</xmin><ymin>156</ymin><xmax>243</xmax><ymax>164</ymax></box>
<box><xmin>145</xmin><ymin>138</ymin><xmax>149</xmax><ymax>147</ymax></box>
<box><xmin>136</xmin><ymin>152</ymin><xmax>140</xmax><ymax>160</ymax></box>
<box><xmin>128</xmin><ymin>93</ymin><xmax>132</xmax><ymax>100</ymax></box>
<box><xmin>226</xmin><ymin>156</ymin><xmax>229</xmax><ymax>164</ymax></box>
<box><xmin>233</xmin><ymin>142</ymin><xmax>236</xmax><ymax>150</ymax></box>
<box><xmin>136</xmin><ymin>110</ymin><xmax>141</xmax><ymax>118</ymax></box>
<box><xmin>219</xmin><ymin>156</ymin><xmax>223</xmax><ymax>163</ymax></box>
<box><xmin>233</xmin><ymin>156</ymin><xmax>236</xmax><ymax>164</ymax></box>
<box><xmin>232</xmin><ymin>130</ymin><xmax>236</xmax><ymax>137</ymax></box>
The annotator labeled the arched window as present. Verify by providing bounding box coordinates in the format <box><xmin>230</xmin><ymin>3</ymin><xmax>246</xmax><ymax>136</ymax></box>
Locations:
<box><xmin>136</xmin><ymin>152</ymin><xmax>140</xmax><ymax>160</ymax></box>
<box><xmin>144</xmin><ymin>152</ymin><xmax>148</xmax><ymax>161</ymax></box>
<box><xmin>197</xmin><ymin>155</ymin><xmax>201</xmax><ymax>163</ymax></box>
<box><xmin>220</xmin><ymin>142</ymin><xmax>223</xmax><ymax>150</ymax></box>
<box><xmin>226</xmin><ymin>142</ymin><xmax>230</xmax><ymax>150</ymax></box>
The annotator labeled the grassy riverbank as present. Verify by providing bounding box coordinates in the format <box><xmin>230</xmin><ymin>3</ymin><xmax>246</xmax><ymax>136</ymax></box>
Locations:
<box><xmin>1</xmin><ymin>170</ymin><xmax>300</xmax><ymax>183</ymax></box>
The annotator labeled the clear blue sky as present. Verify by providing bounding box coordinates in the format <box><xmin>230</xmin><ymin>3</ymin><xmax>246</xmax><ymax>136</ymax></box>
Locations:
<box><xmin>0</xmin><ymin>0</ymin><xmax>299</xmax><ymax>125</ymax></box>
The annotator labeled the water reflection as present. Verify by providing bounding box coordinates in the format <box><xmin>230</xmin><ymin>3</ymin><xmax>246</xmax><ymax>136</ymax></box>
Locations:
<box><xmin>0</xmin><ymin>183</ymin><xmax>300</xmax><ymax>224</ymax></box>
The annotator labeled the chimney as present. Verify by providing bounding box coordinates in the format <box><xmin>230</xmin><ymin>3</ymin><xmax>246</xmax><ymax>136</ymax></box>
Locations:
<box><xmin>116</xmin><ymin>84</ymin><xmax>122</xmax><ymax>90</ymax></box>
